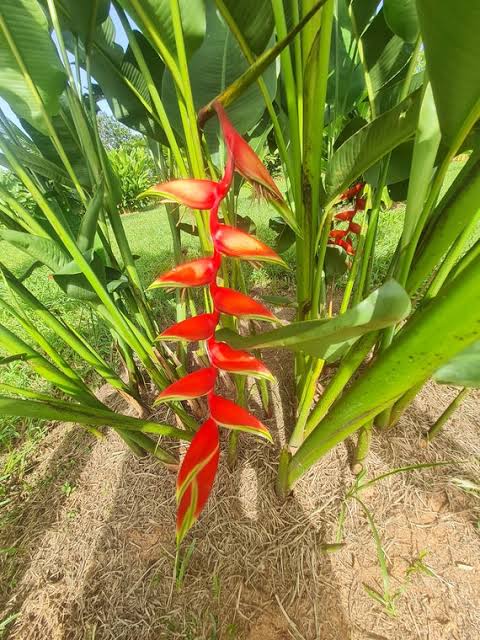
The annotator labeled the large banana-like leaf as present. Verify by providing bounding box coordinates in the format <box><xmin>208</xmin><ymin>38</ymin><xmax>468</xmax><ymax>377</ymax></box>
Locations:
<box><xmin>434</xmin><ymin>341</ymin><xmax>480</xmax><ymax>388</ymax></box>
<box><xmin>215</xmin><ymin>280</ymin><xmax>411</xmax><ymax>358</ymax></box>
<box><xmin>0</xmin><ymin>229</ymin><xmax>69</xmax><ymax>271</ymax></box>
<box><xmin>51</xmin><ymin>0</ymin><xmax>111</xmax><ymax>42</ymax></box>
<box><xmin>324</xmin><ymin>89</ymin><xmax>421</xmax><ymax>203</ymax></box>
<box><xmin>383</xmin><ymin>0</ymin><xmax>419</xmax><ymax>43</ymax></box>
<box><xmin>416</xmin><ymin>0</ymin><xmax>480</xmax><ymax>144</ymax></box>
<box><xmin>349</xmin><ymin>1</ymin><xmax>414</xmax><ymax>99</ymax></box>
<box><xmin>218</xmin><ymin>0</ymin><xmax>274</xmax><ymax>55</ymax></box>
<box><xmin>117</xmin><ymin>0</ymin><xmax>206</xmax><ymax>60</ymax></box>
<box><xmin>0</xmin><ymin>0</ymin><xmax>66</xmax><ymax>134</ymax></box>
<box><xmin>289</xmin><ymin>255</ymin><xmax>480</xmax><ymax>487</ymax></box>
<box><xmin>163</xmin><ymin>1</ymin><xmax>277</xmax><ymax>142</ymax></box>
<box><xmin>407</xmin><ymin>159</ymin><xmax>480</xmax><ymax>293</ymax></box>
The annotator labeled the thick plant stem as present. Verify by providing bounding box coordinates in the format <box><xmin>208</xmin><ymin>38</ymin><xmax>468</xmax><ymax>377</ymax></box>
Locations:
<box><xmin>276</xmin><ymin>447</ymin><xmax>292</xmax><ymax>500</ymax></box>
<box><xmin>289</xmin><ymin>358</ymin><xmax>324</xmax><ymax>449</ymax></box>
<box><xmin>304</xmin><ymin>332</ymin><xmax>378</xmax><ymax>436</ymax></box>
<box><xmin>227</xmin><ymin>376</ymin><xmax>247</xmax><ymax>469</ymax></box>
<box><xmin>425</xmin><ymin>388</ymin><xmax>470</xmax><ymax>442</ymax></box>
<box><xmin>288</xmin><ymin>256</ymin><xmax>480</xmax><ymax>489</ymax></box>
<box><xmin>387</xmin><ymin>381</ymin><xmax>424</xmax><ymax>429</ymax></box>
<box><xmin>351</xmin><ymin>420</ymin><xmax>373</xmax><ymax>475</ymax></box>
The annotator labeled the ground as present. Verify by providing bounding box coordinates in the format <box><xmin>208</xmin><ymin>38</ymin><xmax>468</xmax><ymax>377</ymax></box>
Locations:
<box><xmin>1</xmin><ymin>162</ymin><xmax>479</xmax><ymax>638</ymax></box>
<box><xmin>0</xmin><ymin>364</ymin><xmax>479</xmax><ymax>639</ymax></box>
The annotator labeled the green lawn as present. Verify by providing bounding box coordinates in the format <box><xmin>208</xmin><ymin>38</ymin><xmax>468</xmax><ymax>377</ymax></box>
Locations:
<box><xmin>0</xmin><ymin>160</ymin><xmax>472</xmax><ymax>461</ymax></box>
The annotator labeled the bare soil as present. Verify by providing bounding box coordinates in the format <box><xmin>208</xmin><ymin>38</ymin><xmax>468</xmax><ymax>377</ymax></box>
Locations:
<box><xmin>1</xmin><ymin>355</ymin><xmax>479</xmax><ymax>640</ymax></box>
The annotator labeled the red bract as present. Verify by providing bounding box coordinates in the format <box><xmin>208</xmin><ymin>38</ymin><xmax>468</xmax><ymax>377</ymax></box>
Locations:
<box><xmin>153</xmin><ymin>104</ymin><xmax>282</xmax><ymax>545</ymax></box>
<box><xmin>355</xmin><ymin>196</ymin><xmax>367</xmax><ymax>211</ymax></box>
<box><xmin>214</xmin><ymin>102</ymin><xmax>284</xmax><ymax>203</ymax></box>
<box><xmin>214</xmin><ymin>224</ymin><xmax>285</xmax><ymax>266</ymax></box>
<box><xmin>329</xmin><ymin>229</ymin><xmax>348</xmax><ymax>241</ymax></box>
<box><xmin>337</xmin><ymin>238</ymin><xmax>355</xmax><ymax>255</ymax></box>
<box><xmin>212</xmin><ymin>286</ymin><xmax>278</xmax><ymax>322</ymax></box>
<box><xmin>341</xmin><ymin>182</ymin><xmax>364</xmax><ymax>200</ymax></box>
<box><xmin>208</xmin><ymin>339</ymin><xmax>274</xmax><ymax>381</ymax></box>
<box><xmin>335</xmin><ymin>209</ymin><xmax>356</xmax><ymax>222</ymax></box>
<box><xmin>209</xmin><ymin>395</ymin><xmax>272</xmax><ymax>442</ymax></box>
<box><xmin>349</xmin><ymin>222</ymin><xmax>361</xmax><ymax>235</ymax></box>
<box><xmin>158</xmin><ymin>313</ymin><xmax>219</xmax><ymax>342</ymax></box>
<box><xmin>155</xmin><ymin>367</ymin><xmax>217</xmax><ymax>403</ymax></box>
<box><xmin>149</xmin><ymin>258</ymin><xmax>216</xmax><ymax>289</ymax></box>
<box><xmin>176</xmin><ymin>418</ymin><xmax>220</xmax><ymax>544</ymax></box>
<box><xmin>146</xmin><ymin>179</ymin><xmax>219</xmax><ymax>210</ymax></box>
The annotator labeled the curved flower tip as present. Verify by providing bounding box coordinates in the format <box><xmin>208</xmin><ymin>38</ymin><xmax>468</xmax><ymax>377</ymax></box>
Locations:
<box><xmin>335</xmin><ymin>209</ymin><xmax>356</xmax><ymax>222</ymax></box>
<box><xmin>348</xmin><ymin>222</ymin><xmax>361</xmax><ymax>235</ymax></box>
<box><xmin>355</xmin><ymin>196</ymin><xmax>367</xmax><ymax>211</ymax></box>
<box><xmin>155</xmin><ymin>367</ymin><xmax>217</xmax><ymax>403</ymax></box>
<box><xmin>157</xmin><ymin>313</ymin><xmax>219</xmax><ymax>342</ymax></box>
<box><xmin>341</xmin><ymin>182</ymin><xmax>364</xmax><ymax>200</ymax></box>
<box><xmin>213</xmin><ymin>101</ymin><xmax>284</xmax><ymax>203</ymax></box>
<box><xmin>213</xmin><ymin>286</ymin><xmax>278</xmax><ymax>323</ymax></box>
<box><xmin>141</xmin><ymin>179</ymin><xmax>219</xmax><ymax>210</ymax></box>
<box><xmin>208</xmin><ymin>339</ymin><xmax>274</xmax><ymax>382</ymax></box>
<box><xmin>209</xmin><ymin>394</ymin><xmax>272</xmax><ymax>442</ymax></box>
<box><xmin>214</xmin><ymin>224</ymin><xmax>287</xmax><ymax>267</ymax></box>
<box><xmin>176</xmin><ymin>418</ymin><xmax>219</xmax><ymax>544</ymax></box>
<box><xmin>148</xmin><ymin>258</ymin><xmax>217</xmax><ymax>289</ymax></box>
<box><xmin>329</xmin><ymin>229</ymin><xmax>348</xmax><ymax>241</ymax></box>
<box><xmin>337</xmin><ymin>238</ymin><xmax>355</xmax><ymax>255</ymax></box>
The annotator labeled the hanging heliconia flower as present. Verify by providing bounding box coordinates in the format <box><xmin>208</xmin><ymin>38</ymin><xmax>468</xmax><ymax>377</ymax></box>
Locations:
<box><xmin>149</xmin><ymin>103</ymin><xmax>283</xmax><ymax>544</ymax></box>
<box><xmin>329</xmin><ymin>184</ymin><xmax>366</xmax><ymax>257</ymax></box>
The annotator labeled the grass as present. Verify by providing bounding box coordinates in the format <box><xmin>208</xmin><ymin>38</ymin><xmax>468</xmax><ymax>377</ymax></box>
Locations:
<box><xmin>0</xmin><ymin>160</ymin><xmax>473</xmax><ymax>470</ymax></box>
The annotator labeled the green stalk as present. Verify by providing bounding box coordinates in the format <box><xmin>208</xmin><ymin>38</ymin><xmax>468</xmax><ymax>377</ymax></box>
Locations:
<box><xmin>425</xmin><ymin>206</ymin><xmax>480</xmax><ymax>300</ymax></box>
<box><xmin>0</xmin><ymin>186</ymin><xmax>51</xmax><ymax>237</ymax></box>
<box><xmin>446</xmin><ymin>238</ymin><xmax>480</xmax><ymax>284</ymax></box>
<box><xmin>387</xmin><ymin>381</ymin><xmax>424</xmax><ymax>429</ymax></box>
<box><xmin>0</xmin><ymin>323</ymin><xmax>100</xmax><ymax>408</ymax></box>
<box><xmin>351</xmin><ymin>420</ymin><xmax>373</xmax><ymax>475</ymax></box>
<box><xmin>168</xmin><ymin>0</ymin><xmax>211</xmax><ymax>252</ymax></box>
<box><xmin>288</xmin><ymin>255</ymin><xmax>480</xmax><ymax>488</ymax></box>
<box><xmin>304</xmin><ymin>332</ymin><xmax>378</xmax><ymax>435</ymax></box>
<box><xmin>340</xmin><ymin>221</ymin><xmax>368</xmax><ymax>313</ymax></box>
<box><xmin>0</xmin><ymin>138</ymin><xmax>166</xmax><ymax>387</ymax></box>
<box><xmin>354</xmin><ymin>163</ymin><xmax>389</xmax><ymax>304</ymax></box>
<box><xmin>1</xmin><ymin>263</ymin><xmax>134</xmax><ymax>395</ymax></box>
<box><xmin>0</xmin><ymin>7</ymin><xmax>86</xmax><ymax>205</ymax></box>
<box><xmin>85</xmin><ymin>54</ymin><xmax>157</xmax><ymax>341</ymax></box>
<box><xmin>114</xmin><ymin>3</ymin><xmax>187</xmax><ymax>174</ymax></box>
<box><xmin>425</xmin><ymin>387</ymin><xmax>470</xmax><ymax>442</ymax></box>
<box><xmin>0</xmin><ymin>297</ymin><xmax>93</xmax><ymax>395</ymax></box>
<box><xmin>271</xmin><ymin>0</ymin><xmax>302</xmax><ymax>199</ymax></box>
<box><xmin>289</xmin><ymin>357</ymin><xmax>324</xmax><ymax>449</ymax></box>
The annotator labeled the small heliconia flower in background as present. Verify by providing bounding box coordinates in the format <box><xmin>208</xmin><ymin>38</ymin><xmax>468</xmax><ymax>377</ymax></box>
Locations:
<box><xmin>147</xmin><ymin>104</ymin><xmax>284</xmax><ymax>544</ymax></box>
<box><xmin>329</xmin><ymin>182</ymin><xmax>366</xmax><ymax>257</ymax></box>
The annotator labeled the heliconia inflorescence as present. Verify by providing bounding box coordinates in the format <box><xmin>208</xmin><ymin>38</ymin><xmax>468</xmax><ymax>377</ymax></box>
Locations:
<box><xmin>328</xmin><ymin>183</ymin><xmax>366</xmax><ymax>257</ymax></box>
<box><xmin>150</xmin><ymin>102</ymin><xmax>285</xmax><ymax>544</ymax></box>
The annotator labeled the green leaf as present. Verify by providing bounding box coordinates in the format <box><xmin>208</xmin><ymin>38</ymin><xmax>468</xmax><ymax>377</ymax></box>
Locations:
<box><xmin>0</xmin><ymin>0</ymin><xmax>67</xmax><ymax>134</ymax></box>
<box><xmin>56</xmin><ymin>0</ymin><xmax>110</xmax><ymax>42</ymax></box>
<box><xmin>77</xmin><ymin>182</ymin><xmax>105</xmax><ymax>251</ymax></box>
<box><xmin>384</xmin><ymin>0</ymin><xmax>419</xmax><ymax>43</ymax></box>
<box><xmin>360</xmin><ymin>9</ymin><xmax>413</xmax><ymax>95</ymax></box>
<box><xmin>0</xmin><ymin>229</ymin><xmax>69</xmax><ymax>271</ymax></box>
<box><xmin>416</xmin><ymin>0</ymin><xmax>480</xmax><ymax>144</ymax></box>
<box><xmin>53</xmin><ymin>249</ymin><xmax>107</xmax><ymax>302</ymax></box>
<box><xmin>288</xmin><ymin>255</ymin><xmax>480</xmax><ymax>487</ymax></box>
<box><xmin>219</xmin><ymin>0</ymin><xmax>274</xmax><ymax>55</ymax></box>
<box><xmin>324</xmin><ymin>89</ymin><xmax>422</xmax><ymax>202</ymax></box>
<box><xmin>117</xmin><ymin>0</ymin><xmax>206</xmax><ymax>60</ymax></box>
<box><xmin>216</xmin><ymin>280</ymin><xmax>411</xmax><ymax>358</ymax></box>
<box><xmin>163</xmin><ymin>2</ymin><xmax>277</xmax><ymax>141</ymax></box>
<box><xmin>434</xmin><ymin>341</ymin><xmax>480</xmax><ymax>388</ymax></box>
<box><xmin>324</xmin><ymin>245</ymin><xmax>349</xmax><ymax>282</ymax></box>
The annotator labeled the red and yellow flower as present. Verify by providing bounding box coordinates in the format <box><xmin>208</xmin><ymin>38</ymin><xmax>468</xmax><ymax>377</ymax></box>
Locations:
<box><xmin>148</xmin><ymin>104</ymin><xmax>283</xmax><ymax>544</ymax></box>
